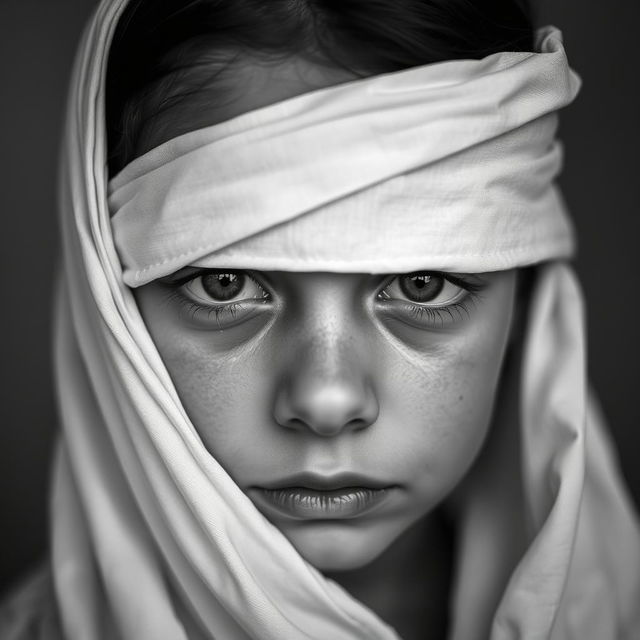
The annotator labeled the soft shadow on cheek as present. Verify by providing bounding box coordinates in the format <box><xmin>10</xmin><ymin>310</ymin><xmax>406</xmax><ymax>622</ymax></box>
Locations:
<box><xmin>149</xmin><ymin>332</ymin><xmax>284</xmax><ymax>478</ymax></box>
<box><xmin>159</xmin><ymin>331</ymin><xmax>272</xmax><ymax>416</ymax></box>
<box><xmin>380</xmin><ymin>342</ymin><xmax>500</xmax><ymax>482</ymax></box>
<box><xmin>132</xmin><ymin>285</ymin><xmax>277</xmax><ymax>446</ymax></box>
<box><xmin>372</xmin><ymin>274</ymin><xmax>517</xmax><ymax>489</ymax></box>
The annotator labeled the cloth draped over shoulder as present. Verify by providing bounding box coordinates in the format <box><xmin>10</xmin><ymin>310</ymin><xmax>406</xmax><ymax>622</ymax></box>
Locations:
<box><xmin>6</xmin><ymin>0</ymin><xmax>639</xmax><ymax>637</ymax></box>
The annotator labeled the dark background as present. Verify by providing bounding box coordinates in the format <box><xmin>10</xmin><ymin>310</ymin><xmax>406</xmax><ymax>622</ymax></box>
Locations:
<box><xmin>1</xmin><ymin>0</ymin><xmax>638</xmax><ymax>597</ymax></box>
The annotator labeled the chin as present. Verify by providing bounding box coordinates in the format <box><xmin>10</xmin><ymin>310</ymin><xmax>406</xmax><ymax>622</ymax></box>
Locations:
<box><xmin>281</xmin><ymin>520</ymin><xmax>397</xmax><ymax>571</ymax></box>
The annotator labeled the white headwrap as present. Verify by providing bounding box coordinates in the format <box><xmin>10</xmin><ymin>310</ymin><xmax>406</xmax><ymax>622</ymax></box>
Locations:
<box><xmin>51</xmin><ymin>0</ymin><xmax>640</xmax><ymax>638</ymax></box>
<box><xmin>109</xmin><ymin>26</ymin><xmax>576</xmax><ymax>283</ymax></box>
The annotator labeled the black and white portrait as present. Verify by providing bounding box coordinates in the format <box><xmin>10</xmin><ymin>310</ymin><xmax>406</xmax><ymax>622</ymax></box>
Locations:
<box><xmin>1</xmin><ymin>1</ymin><xmax>639</xmax><ymax>638</ymax></box>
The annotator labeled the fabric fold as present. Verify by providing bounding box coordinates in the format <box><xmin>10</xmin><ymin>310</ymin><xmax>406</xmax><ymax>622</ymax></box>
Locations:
<box><xmin>109</xmin><ymin>27</ymin><xmax>579</xmax><ymax>286</ymax></box>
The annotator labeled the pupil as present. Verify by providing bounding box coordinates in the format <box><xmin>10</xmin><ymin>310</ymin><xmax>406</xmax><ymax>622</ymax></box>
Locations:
<box><xmin>201</xmin><ymin>271</ymin><xmax>244</xmax><ymax>301</ymax></box>
<box><xmin>399</xmin><ymin>273</ymin><xmax>444</xmax><ymax>303</ymax></box>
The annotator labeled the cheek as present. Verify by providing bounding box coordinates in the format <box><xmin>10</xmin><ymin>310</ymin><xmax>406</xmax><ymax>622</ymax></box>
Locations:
<box><xmin>135</xmin><ymin>291</ymin><xmax>280</xmax><ymax>477</ymax></box>
<box><xmin>373</xmin><ymin>282</ymin><xmax>515</xmax><ymax>506</ymax></box>
<box><xmin>385</xmin><ymin>351</ymin><xmax>501</xmax><ymax>499</ymax></box>
<box><xmin>160</xmin><ymin>339</ymin><xmax>278</xmax><ymax>473</ymax></box>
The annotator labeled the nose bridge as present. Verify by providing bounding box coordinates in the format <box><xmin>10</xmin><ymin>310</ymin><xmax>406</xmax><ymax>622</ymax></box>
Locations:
<box><xmin>301</xmin><ymin>324</ymin><xmax>358</xmax><ymax>390</ymax></box>
<box><xmin>273</xmin><ymin>285</ymin><xmax>379</xmax><ymax>436</ymax></box>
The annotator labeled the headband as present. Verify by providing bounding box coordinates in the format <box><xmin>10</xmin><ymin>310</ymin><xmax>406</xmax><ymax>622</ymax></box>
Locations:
<box><xmin>109</xmin><ymin>27</ymin><xmax>579</xmax><ymax>286</ymax></box>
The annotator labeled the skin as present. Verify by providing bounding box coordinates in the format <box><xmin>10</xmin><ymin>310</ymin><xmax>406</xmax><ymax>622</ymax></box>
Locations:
<box><xmin>131</xmin><ymin>54</ymin><xmax>519</xmax><ymax>637</ymax></box>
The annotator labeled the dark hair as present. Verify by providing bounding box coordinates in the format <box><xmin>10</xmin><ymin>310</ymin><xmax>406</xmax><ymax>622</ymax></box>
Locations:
<box><xmin>106</xmin><ymin>0</ymin><xmax>534</xmax><ymax>175</ymax></box>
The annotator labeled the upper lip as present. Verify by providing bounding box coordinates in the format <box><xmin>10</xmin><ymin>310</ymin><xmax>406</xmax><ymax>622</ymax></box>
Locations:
<box><xmin>254</xmin><ymin>472</ymin><xmax>394</xmax><ymax>491</ymax></box>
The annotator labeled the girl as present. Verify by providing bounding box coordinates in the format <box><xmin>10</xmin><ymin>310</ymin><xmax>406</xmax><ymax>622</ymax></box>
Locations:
<box><xmin>2</xmin><ymin>0</ymin><xmax>639</xmax><ymax>638</ymax></box>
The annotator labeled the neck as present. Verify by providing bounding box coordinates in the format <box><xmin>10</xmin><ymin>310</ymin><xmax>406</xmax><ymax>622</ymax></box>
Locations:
<box><xmin>324</xmin><ymin>510</ymin><xmax>453</xmax><ymax>640</ymax></box>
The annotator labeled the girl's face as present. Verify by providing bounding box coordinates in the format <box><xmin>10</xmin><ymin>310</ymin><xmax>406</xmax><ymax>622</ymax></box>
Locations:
<box><xmin>136</xmin><ymin>269</ymin><xmax>516</xmax><ymax>570</ymax></box>
<box><xmin>131</xmin><ymin>56</ymin><xmax>518</xmax><ymax>571</ymax></box>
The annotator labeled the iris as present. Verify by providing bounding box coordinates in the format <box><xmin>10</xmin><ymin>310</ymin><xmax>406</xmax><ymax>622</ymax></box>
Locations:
<box><xmin>399</xmin><ymin>273</ymin><xmax>444</xmax><ymax>303</ymax></box>
<box><xmin>201</xmin><ymin>271</ymin><xmax>244</xmax><ymax>300</ymax></box>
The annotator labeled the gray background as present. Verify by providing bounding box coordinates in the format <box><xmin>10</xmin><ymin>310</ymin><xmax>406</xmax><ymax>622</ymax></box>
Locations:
<box><xmin>1</xmin><ymin>0</ymin><xmax>638</xmax><ymax>596</ymax></box>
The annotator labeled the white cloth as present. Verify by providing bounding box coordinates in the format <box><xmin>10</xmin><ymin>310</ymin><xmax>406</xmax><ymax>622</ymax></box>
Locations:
<box><xmin>50</xmin><ymin>0</ymin><xmax>640</xmax><ymax>639</ymax></box>
<box><xmin>109</xmin><ymin>27</ymin><xmax>577</xmax><ymax>285</ymax></box>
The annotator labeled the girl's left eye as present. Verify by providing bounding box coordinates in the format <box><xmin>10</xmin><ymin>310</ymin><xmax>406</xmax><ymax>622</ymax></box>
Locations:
<box><xmin>378</xmin><ymin>272</ymin><xmax>468</xmax><ymax>307</ymax></box>
<box><xmin>182</xmin><ymin>270</ymin><xmax>268</xmax><ymax>305</ymax></box>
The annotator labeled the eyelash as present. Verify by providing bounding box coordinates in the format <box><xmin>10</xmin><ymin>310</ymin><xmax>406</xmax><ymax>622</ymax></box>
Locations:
<box><xmin>158</xmin><ymin>270</ymin><xmax>270</xmax><ymax>327</ymax></box>
<box><xmin>166</xmin><ymin>293</ymin><xmax>245</xmax><ymax>324</ymax></box>
<box><xmin>160</xmin><ymin>270</ymin><xmax>485</xmax><ymax>327</ymax></box>
<box><xmin>398</xmin><ymin>298</ymin><xmax>474</xmax><ymax>326</ymax></box>
<box><xmin>377</xmin><ymin>273</ymin><xmax>485</xmax><ymax>327</ymax></box>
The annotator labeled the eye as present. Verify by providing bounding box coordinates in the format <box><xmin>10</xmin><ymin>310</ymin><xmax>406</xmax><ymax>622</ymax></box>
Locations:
<box><xmin>378</xmin><ymin>272</ymin><xmax>467</xmax><ymax>306</ymax></box>
<box><xmin>182</xmin><ymin>270</ymin><xmax>269</xmax><ymax>305</ymax></box>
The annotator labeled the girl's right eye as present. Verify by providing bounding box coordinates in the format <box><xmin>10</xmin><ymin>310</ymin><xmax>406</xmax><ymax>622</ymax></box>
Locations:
<box><xmin>182</xmin><ymin>270</ymin><xmax>269</xmax><ymax>305</ymax></box>
<box><xmin>158</xmin><ymin>268</ymin><xmax>272</xmax><ymax>330</ymax></box>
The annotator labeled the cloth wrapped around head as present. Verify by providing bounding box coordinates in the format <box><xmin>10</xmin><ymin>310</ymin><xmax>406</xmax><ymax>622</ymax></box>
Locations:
<box><xmin>51</xmin><ymin>0</ymin><xmax>640</xmax><ymax>638</ymax></box>
<box><xmin>109</xmin><ymin>26</ymin><xmax>576</xmax><ymax>283</ymax></box>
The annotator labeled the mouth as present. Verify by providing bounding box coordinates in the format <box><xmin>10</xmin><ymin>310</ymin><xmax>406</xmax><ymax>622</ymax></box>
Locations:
<box><xmin>248</xmin><ymin>473</ymin><xmax>396</xmax><ymax>521</ymax></box>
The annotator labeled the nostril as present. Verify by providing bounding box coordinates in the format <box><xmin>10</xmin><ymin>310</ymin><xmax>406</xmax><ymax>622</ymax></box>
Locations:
<box><xmin>345</xmin><ymin>418</ymin><xmax>370</xmax><ymax>432</ymax></box>
<box><xmin>282</xmin><ymin>417</ymin><xmax>307</xmax><ymax>431</ymax></box>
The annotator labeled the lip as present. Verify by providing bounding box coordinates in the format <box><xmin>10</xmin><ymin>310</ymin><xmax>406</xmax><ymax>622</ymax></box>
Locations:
<box><xmin>256</xmin><ymin>472</ymin><xmax>393</xmax><ymax>491</ymax></box>
<box><xmin>249</xmin><ymin>473</ymin><xmax>396</xmax><ymax>521</ymax></box>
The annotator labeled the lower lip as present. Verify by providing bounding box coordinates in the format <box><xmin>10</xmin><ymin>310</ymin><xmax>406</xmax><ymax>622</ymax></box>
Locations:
<box><xmin>250</xmin><ymin>487</ymin><xmax>391</xmax><ymax>520</ymax></box>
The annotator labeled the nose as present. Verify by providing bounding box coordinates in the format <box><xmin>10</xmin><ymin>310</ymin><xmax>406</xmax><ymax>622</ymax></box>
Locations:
<box><xmin>273</xmin><ymin>331</ymin><xmax>379</xmax><ymax>438</ymax></box>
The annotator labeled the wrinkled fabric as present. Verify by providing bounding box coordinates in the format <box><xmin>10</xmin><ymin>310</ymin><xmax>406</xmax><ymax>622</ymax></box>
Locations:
<box><xmin>32</xmin><ymin>0</ymin><xmax>640</xmax><ymax>638</ymax></box>
<box><xmin>109</xmin><ymin>27</ymin><xmax>578</xmax><ymax>286</ymax></box>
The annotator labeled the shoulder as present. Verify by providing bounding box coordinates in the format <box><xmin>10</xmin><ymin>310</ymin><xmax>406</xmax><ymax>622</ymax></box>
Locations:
<box><xmin>0</xmin><ymin>565</ymin><xmax>62</xmax><ymax>640</ymax></box>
